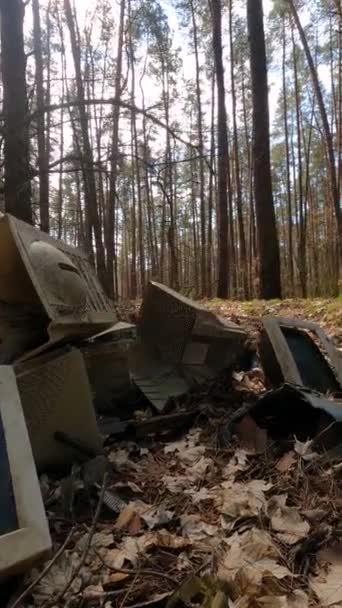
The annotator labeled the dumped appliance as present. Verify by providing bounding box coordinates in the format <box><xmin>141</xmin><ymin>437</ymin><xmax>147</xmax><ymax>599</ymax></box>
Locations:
<box><xmin>0</xmin><ymin>366</ymin><xmax>51</xmax><ymax>576</ymax></box>
<box><xmin>81</xmin><ymin>322</ymin><xmax>136</xmax><ymax>413</ymax></box>
<box><xmin>259</xmin><ymin>316</ymin><xmax>342</xmax><ymax>394</ymax></box>
<box><xmin>231</xmin><ymin>383</ymin><xmax>342</xmax><ymax>450</ymax></box>
<box><xmin>0</xmin><ymin>213</ymin><xmax>117</xmax><ymax>363</ymax></box>
<box><xmin>14</xmin><ymin>347</ymin><xmax>103</xmax><ymax>471</ymax></box>
<box><xmin>130</xmin><ymin>282</ymin><xmax>247</xmax><ymax>412</ymax></box>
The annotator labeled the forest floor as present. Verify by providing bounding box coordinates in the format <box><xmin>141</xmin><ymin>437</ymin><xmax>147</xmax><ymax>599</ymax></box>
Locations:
<box><xmin>16</xmin><ymin>297</ymin><xmax>342</xmax><ymax>608</ymax></box>
<box><xmin>122</xmin><ymin>296</ymin><xmax>342</xmax><ymax>347</ymax></box>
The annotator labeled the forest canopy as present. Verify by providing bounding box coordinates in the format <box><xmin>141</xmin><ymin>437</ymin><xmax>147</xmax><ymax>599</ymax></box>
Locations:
<box><xmin>0</xmin><ymin>0</ymin><xmax>340</xmax><ymax>300</ymax></box>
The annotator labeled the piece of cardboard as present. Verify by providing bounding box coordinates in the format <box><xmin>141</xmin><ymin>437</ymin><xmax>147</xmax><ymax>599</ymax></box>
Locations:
<box><xmin>0</xmin><ymin>366</ymin><xmax>51</xmax><ymax>576</ymax></box>
<box><xmin>0</xmin><ymin>214</ymin><xmax>116</xmax><ymax>362</ymax></box>
<box><xmin>15</xmin><ymin>347</ymin><xmax>102</xmax><ymax>471</ymax></box>
<box><xmin>131</xmin><ymin>282</ymin><xmax>247</xmax><ymax>411</ymax></box>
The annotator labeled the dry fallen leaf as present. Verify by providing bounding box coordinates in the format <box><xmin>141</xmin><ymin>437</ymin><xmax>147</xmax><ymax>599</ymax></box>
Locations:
<box><xmin>181</xmin><ymin>513</ymin><xmax>220</xmax><ymax>546</ymax></box>
<box><xmin>310</xmin><ymin>545</ymin><xmax>342</xmax><ymax>606</ymax></box>
<box><xmin>82</xmin><ymin>584</ymin><xmax>104</xmax><ymax>600</ymax></box>
<box><xmin>184</xmin><ymin>486</ymin><xmax>214</xmax><ymax>503</ymax></box>
<box><xmin>267</xmin><ymin>495</ymin><xmax>310</xmax><ymax>544</ymax></box>
<box><xmin>76</xmin><ymin>532</ymin><xmax>113</xmax><ymax>553</ymax></box>
<box><xmin>104</xmin><ymin>572</ymin><xmax>130</xmax><ymax>584</ymax></box>
<box><xmin>218</xmin><ymin>528</ymin><xmax>291</xmax><ymax>595</ymax></box>
<box><xmin>32</xmin><ymin>554</ymin><xmax>83</xmax><ymax>604</ymax></box>
<box><xmin>152</xmin><ymin>530</ymin><xmax>192</xmax><ymax>549</ymax></box>
<box><xmin>162</xmin><ymin>474</ymin><xmax>191</xmax><ymax>493</ymax></box>
<box><xmin>302</xmin><ymin>508</ymin><xmax>326</xmax><ymax>523</ymax></box>
<box><xmin>128</xmin><ymin>512</ymin><xmax>143</xmax><ymax>535</ymax></box>
<box><xmin>222</xmin><ymin>450</ymin><xmax>250</xmax><ymax>480</ymax></box>
<box><xmin>103</xmin><ymin>537</ymin><xmax>140</xmax><ymax>569</ymax></box>
<box><xmin>134</xmin><ymin>502</ymin><xmax>174</xmax><ymax>529</ymax></box>
<box><xmin>113</xmin><ymin>481</ymin><xmax>143</xmax><ymax>493</ymax></box>
<box><xmin>235</xmin><ymin>415</ymin><xmax>268</xmax><ymax>454</ymax></box>
<box><xmin>294</xmin><ymin>439</ymin><xmax>318</xmax><ymax>462</ymax></box>
<box><xmin>108</xmin><ymin>448</ymin><xmax>140</xmax><ymax>471</ymax></box>
<box><xmin>220</xmin><ymin>479</ymin><xmax>272</xmax><ymax>521</ymax></box>
<box><xmin>275</xmin><ymin>451</ymin><xmax>297</xmax><ymax>473</ymax></box>
<box><xmin>257</xmin><ymin>591</ymin><xmax>308</xmax><ymax>608</ymax></box>
<box><xmin>114</xmin><ymin>504</ymin><xmax>137</xmax><ymax>531</ymax></box>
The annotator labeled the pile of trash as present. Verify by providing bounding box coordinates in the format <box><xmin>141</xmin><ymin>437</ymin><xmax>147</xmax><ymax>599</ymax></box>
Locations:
<box><xmin>1</xmin><ymin>214</ymin><xmax>342</xmax><ymax>608</ymax></box>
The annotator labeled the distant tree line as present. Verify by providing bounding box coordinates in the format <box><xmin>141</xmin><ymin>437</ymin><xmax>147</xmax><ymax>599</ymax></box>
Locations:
<box><xmin>0</xmin><ymin>0</ymin><xmax>340</xmax><ymax>299</ymax></box>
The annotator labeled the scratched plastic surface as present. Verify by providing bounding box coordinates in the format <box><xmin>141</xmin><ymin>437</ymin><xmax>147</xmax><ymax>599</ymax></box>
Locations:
<box><xmin>0</xmin><ymin>411</ymin><xmax>18</xmax><ymax>535</ymax></box>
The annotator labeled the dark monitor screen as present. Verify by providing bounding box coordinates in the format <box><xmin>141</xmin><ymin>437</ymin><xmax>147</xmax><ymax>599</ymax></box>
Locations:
<box><xmin>0</xmin><ymin>411</ymin><xmax>18</xmax><ymax>535</ymax></box>
<box><xmin>282</xmin><ymin>326</ymin><xmax>340</xmax><ymax>394</ymax></box>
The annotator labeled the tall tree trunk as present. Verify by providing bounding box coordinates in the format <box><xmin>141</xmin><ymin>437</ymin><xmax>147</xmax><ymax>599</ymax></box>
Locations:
<box><xmin>292</xmin><ymin>27</ymin><xmax>306</xmax><ymax>297</ymax></box>
<box><xmin>287</xmin><ymin>0</ymin><xmax>341</xmax><ymax>266</ymax></box>
<box><xmin>210</xmin><ymin>0</ymin><xmax>229</xmax><ymax>298</ymax></box>
<box><xmin>282</xmin><ymin>17</ymin><xmax>294</xmax><ymax>293</ymax></box>
<box><xmin>0</xmin><ymin>0</ymin><xmax>32</xmax><ymax>223</ymax></box>
<box><xmin>207</xmin><ymin>73</ymin><xmax>215</xmax><ymax>297</ymax></box>
<box><xmin>241</xmin><ymin>60</ymin><xmax>256</xmax><ymax>295</ymax></box>
<box><xmin>32</xmin><ymin>0</ymin><xmax>49</xmax><ymax>232</ymax></box>
<box><xmin>106</xmin><ymin>0</ymin><xmax>125</xmax><ymax>297</ymax></box>
<box><xmin>63</xmin><ymin>0</ymin><xmax>106</xmax><ymax>285</ymax></box>
<box><xmin>130</xmin><ymin>115</ymin><xmax>138</xmax><ymax>298</ymax></box>
<box><xmin>189</xmin><ymin>0</ymin><xmax>206</xmax><ymax>295</ymax></box>
<box><xmin>229</xmin><ymin>0</ymin><xmax>248</xmax><ymax>299</ymax></box>
<box><xmin>247</xmin><ymin>0</ymin><xmax>281</xmax><ymax>299</ymax></box>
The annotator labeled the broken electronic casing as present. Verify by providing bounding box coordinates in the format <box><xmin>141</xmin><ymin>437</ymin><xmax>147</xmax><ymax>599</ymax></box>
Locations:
<box><xmin>81</xmin><ymin>322</ymin><xmax>136</xmax><ymax>413</ymax></box>
<box><xmin>130</xmin><ymin>281</ymin><xmax>247</xmax><ymax>412</ymax></box>
<box><xmin>259</xmin><ymin>316</ymin><xmax>342</xmax><ymax>394</ymax></box>
<box><xmin>0</xmin><ymin>214</ymin><xmax>116</xmax><ymax>361</ymax></box>
<box><xmin>15</xmin><ymin>347</ymin><xmax>102</xmax><ymax>471</ymax></box>
<box><xmin>0</xmin><ymin>366</ymin><xmax>51</xmax><ymax>576</ymax></box>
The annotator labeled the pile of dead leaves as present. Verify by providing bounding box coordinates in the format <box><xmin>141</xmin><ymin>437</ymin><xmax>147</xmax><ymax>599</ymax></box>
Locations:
<box><xmin>12</xmin><ymin>418</ymin><xmax>342</xmax><ymax>608</ymax></box>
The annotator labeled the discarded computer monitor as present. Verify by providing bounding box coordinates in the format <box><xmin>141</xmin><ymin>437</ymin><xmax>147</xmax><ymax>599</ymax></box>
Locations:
<box><xmin>259</xmin><ymin>316</ymin><xmax>342</xmax><ymax>394</ymax></box>
<box><xmin>15</xmin><ymin>347</ymin><xmax>103</xmax><ymax>471</ymax></box>
<box><xmin>131</xmin><ymin>282</ymin><xmax>247</xmax><ymax>412</ymax></box>
<box><xmin>82</xmin><ymin>322</ymin><xmax>136</xmax><ymax>413</ymax></box>
<box><xmin>0</xmin><ymin>214</ymin><xmax>116</xmax><ymax>362</ymax></box>
<box><xmin>0</xmin><ymin>366</ymin><xmax>51</xmax><ymax>576</ymax></box>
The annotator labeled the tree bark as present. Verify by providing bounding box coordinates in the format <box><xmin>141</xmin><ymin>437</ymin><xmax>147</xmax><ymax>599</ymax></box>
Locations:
<box><xmin>32</xmin><ymin>0</ymin><xmax>49</xmax><ymax>232</ymax></box>
<box><xmin>106</xmin><ymin>0</ymin><xmax>125</xmax><ymax>297</ymax></box>
<box><xmin>210</xmin><ymin>0</ymin><xmax>229</xmax><ymax>298</ymax></box>
<box><xmin>0</xmin><ymin>0</ymin><xmax>32</xmax><ymax>223</ymax></box>
<box><xmin>282</xmin><ymin>17</ymin><xmax>294</xmax><ymax>293</ymax></box>
<box><xmin>287</xmin><ymin>0</ymin><xmax>341</xmax><ymax>265</ymax></box>
<box><xmin>247</xmin><ymin>0</ymin><xmax>282</xmax><ymax>299</ymax></box>
<box><xmin>64</xmin><ymin>0</ymin><xmax>106</xmax><ymax>284</ymax></box>
<box><xmin>292</xmin><ymin>26</ymin><xmax>306</xmax><ymax>297</ymax></box>
<box><xmin>190</xmin><ymin>0</ymin><xmax>206</xmax><ymax>295</ymax></box>
<box><xmin>229</xmin><ymin>0</ymin><xmax>248</xmax><ymax>299</ymax></box>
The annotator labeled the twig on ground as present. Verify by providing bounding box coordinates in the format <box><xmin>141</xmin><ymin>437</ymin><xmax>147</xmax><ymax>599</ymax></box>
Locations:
<box><xmin>95</xmin><ymin>549</ymin><xmax>177</xmax><ymax>585</ymax></box>
<box><xmin>44</xmin><ymin>472</ymin><xmax>108</xmax><ymax>608</ymax></box>
<box><xmin>9</xmin><ymin>527</ymin><xmax>75</xmax><ymax>608</ymax></box>
<box><xmin>119</xmin><ymin>570</ymin><xmax>139</xmax><ymax>608</ymax></box>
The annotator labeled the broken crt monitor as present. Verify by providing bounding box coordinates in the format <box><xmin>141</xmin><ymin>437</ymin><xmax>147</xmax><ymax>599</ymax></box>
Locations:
<box><xmin>0</xmin><ymin>366</ymin><xmax>51</xmax><ymax>576</ymax></box>
<box><xmin>15</xmin><ymin>347</ymin><xmax>103</xmax><ymax>471</ymax></box>
<box><xmin>0</xmin><ymin>214</ymin><xmax>116</xmax><ymax>362</ymax></box>
<box><xmin>130</xmin><ymin>282</ymin><xmax>247</xmax><ymax>412</ymax></box>
<box><xmin>82</xmin><ymin>322</ymin><xmax>136</xmax><ymax>413</ymax></box>
<box><xmin>259</xmin><ymin>316</ymin><xmax>342</xmax><ymax>394</ymax></box>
